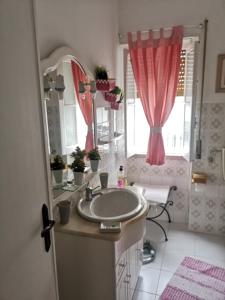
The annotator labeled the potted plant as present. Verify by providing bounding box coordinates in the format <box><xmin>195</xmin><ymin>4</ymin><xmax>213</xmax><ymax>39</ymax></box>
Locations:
<box><xmin>50</xmin><ymin>155</ymin><xmax>65</xmax><ymax>184</ymax></box>
<box><xmin>105</xmin><ymin>85</ymin><xmax>124</xmax><ymax>103</ymax></box>
<box><xmin>71</xmin><ymin>146</ymin><xmax>86</xmax><ymax>160</ymax></box>
<box><xmin>69</xmin><ymin>156</ymin><xmax>86</xmax><ymax>185</ymax></box>
<box><xmin>87</xmin><ymin>148</ymin><xmax>101</xmax><ymax>172</ymax></box>
<box><xmin>94</xmin><ymin>66</ymin><xmax>115</xmax><ymax>91</ymax></box>
<box><xmin>110</xmin><ymin>86</ymin><xmax>124</xmax><ymax>110</ymax></box>
<box><xmin>95</xmin><ymin>66</ymin><xmax>108</xmax><ymax>80</ymax></box>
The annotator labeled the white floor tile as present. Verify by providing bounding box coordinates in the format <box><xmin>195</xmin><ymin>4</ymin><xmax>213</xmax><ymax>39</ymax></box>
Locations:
<box><xmin>164</xmin><ymin>236</ymin><xmax>195</xmax><ymax>255</ymax></box>
<box><xmin>136</xmin><ymin>268</ymin><xmax>160</xmax><ymax>294</ymax></box>
<box><xmin>156</xmin><ymin>270</ymin><xmax>173</xmax><ymax>296</ymax></box>
<box><xmin>195</xmin><ymin>236</ymin><xmax>225</xmax><ymax>260</ymax></box>
<box><xmin>139</xmin><ymin>220</ymin><xmax>225</xmax><ymax>300</ymax></box>
<box><xmin>132</xmin><ymin>290</ymin><xmax>156</xmax><ymax>300</ymax></box>
<box><xmin>161</xmin><ymin>250</ymin><xmax>186</xmax><ymax>272</ymax></box>
<box><xmin>168</xmin><ymin>227</ymin><xmax>198</xmax><ymax>240</ymax></box>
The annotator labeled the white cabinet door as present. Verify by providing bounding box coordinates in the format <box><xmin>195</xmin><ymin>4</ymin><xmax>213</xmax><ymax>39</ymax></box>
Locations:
<box><xmin>0</xmin><ymin>1</ymin><xmax>58</xmax><ymax>299</ymax></box>
<box><xmin>116</xmin><ymin>240</ymin><xmax>143</xmax><ymax>300</ymax></box>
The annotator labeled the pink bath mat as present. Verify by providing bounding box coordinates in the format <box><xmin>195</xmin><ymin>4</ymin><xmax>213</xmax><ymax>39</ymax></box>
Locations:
<box><xmin>160</xmin><ymin>256</ymin><xmax>225</xmax><ymax>300</ymax></box>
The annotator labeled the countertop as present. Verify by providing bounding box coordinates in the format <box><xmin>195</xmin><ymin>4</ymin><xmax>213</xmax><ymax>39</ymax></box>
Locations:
<box><xmin>55</xmin><ymin>189</ymin><xmax>149</xmax><ymax>242</ymax></box>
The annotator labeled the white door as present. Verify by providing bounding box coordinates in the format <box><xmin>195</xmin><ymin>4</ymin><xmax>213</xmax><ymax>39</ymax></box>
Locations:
<box><xmin>0</xmin><ymin>1</ymin><xmax>58</xmax><ymax>300</ymax></box>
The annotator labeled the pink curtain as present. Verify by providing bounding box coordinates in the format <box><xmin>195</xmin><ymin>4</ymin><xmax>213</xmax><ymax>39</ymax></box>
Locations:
<box><xmin>128</xmin><ymin>26</ymin><xmax>183</xmax><ymax>165</ymax></box>
<box><xmin>71</xmin><ymin>60</ymin><xmax>94</xmax><ymax>152</ymax></box>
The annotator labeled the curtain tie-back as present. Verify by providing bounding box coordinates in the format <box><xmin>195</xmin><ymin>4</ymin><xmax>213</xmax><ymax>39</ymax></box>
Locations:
<box><xmin>87</xmin><ymin>124</ymin><xmax>93</xmax><ymax>132</ymax></box>
<box><xmin>151</xmin><ymin>127</ymin><xmax>162</xmax><ymax>133</ymax></box>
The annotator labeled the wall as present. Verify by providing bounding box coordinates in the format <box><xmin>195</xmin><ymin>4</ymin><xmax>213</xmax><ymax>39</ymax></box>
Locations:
<box><xmin>36</xmin><ymin>0</ymin><xmax>119</xmax><ymax>77</ymax></box>
<box><xmin>190</xmin><ymin>103</ymin><xmax>225</xmax><ymax>235</ymax></box>
<box><xmin>119</xmin><ymin>0</ymin><xmax>225</xmax><ymax>234</ymax></box>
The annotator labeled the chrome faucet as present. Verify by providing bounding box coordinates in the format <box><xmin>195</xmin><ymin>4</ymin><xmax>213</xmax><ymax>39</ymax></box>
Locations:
<box><xmin>85</xmin><ymin>186</ymin><xmax>102</xmax><ymax>201</ymax></box>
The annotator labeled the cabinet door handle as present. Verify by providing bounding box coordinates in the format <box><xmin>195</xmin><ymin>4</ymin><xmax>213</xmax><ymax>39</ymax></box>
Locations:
<box><xmin>126</xmin><ymin>274</ymin><xmax>131</xmax><ymax>278</ymax></box>
<box><xmin>124</xmin><ymin>280</ymin><xmax>130</xmax><ymax>284</ymax></box>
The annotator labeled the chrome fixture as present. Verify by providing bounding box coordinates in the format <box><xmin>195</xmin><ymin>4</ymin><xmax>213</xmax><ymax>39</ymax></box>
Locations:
<box><xmin>85</xmin><ymin>186</ymin><xmax>102</xmax><ymax>201</ymax></box>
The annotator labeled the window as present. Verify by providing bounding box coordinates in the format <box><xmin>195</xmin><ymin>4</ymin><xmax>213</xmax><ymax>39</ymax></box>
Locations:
<box><xmin>59</xmin><ymin>61</ymin><xmax>86</xmax><ymax>154</ymax></box>
<box><xmin>125</xmin><ymin>37</ymin><xmax>198</xmax><ymax>159</ymax></box>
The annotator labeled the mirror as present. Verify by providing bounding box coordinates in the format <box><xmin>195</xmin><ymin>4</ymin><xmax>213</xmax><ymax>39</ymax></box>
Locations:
<box><xmin>41</xmin><ymin>47</ymin><xmax>95</xmax><ymax>197</ymax></box>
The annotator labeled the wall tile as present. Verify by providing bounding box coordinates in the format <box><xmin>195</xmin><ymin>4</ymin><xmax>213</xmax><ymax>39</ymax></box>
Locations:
<box><xmin>127</xmin><ymin>156</ymin><xmax>191</xmax><ymax>223</ymax></box>
<box><xmin>188</xmin><ymin>102</ymin><xmax>225</xmax><ymax>236</ymax></box>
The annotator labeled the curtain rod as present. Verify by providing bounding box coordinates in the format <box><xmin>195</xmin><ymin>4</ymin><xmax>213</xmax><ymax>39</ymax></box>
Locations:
<box><xmin>118</xmin><ymin>21</ymin><xmax>205</xmax><ymax>39</ymax></box>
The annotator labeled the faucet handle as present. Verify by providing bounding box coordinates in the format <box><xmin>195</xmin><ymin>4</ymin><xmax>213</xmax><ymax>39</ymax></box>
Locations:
<box><xmin>85</xmin><ymin>186</ymin><xmax>93</xmax><ymax>201</ymax></box>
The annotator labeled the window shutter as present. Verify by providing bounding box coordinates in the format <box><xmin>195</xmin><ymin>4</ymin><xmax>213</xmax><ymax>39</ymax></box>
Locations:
<box><xmin>126</xmin><ymin>55</ymin><xmax>137</xmax><ymax>101</ymax></box>
<box><xmin>183</xmin><ymin>40</ymin><xmax>197</xmax><ymax>161</ymax></box>
<box><xmin>177</xmin><ymin>50</ymin><xmax>186</xmax><ymax>97</ymax></box>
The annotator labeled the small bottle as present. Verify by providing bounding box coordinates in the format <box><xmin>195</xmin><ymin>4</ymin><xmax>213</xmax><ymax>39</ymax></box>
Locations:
<box><xmin>117</xmin><ymin>165</ymin><xmax>125</xmax><ymax>188</ymax></box>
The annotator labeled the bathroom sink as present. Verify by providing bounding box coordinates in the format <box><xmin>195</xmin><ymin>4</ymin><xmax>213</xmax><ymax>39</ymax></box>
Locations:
<box><xmin>77</xmin><ymin>187</ymin><xmax>144</xmax><ymax>222</ymax></box>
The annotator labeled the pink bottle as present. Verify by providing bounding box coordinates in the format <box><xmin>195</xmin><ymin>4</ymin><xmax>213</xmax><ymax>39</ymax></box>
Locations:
<box><xmin>117</xmin><ymin>166</ymin><xmax>125</xmax><ymax>188</ymax></box>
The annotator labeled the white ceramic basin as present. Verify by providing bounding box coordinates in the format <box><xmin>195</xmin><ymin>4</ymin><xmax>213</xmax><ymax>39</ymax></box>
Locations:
<box><xmin>77</xmin><ymin>187</ymin><xmax>144</xmax><ymax>222</ymax></box>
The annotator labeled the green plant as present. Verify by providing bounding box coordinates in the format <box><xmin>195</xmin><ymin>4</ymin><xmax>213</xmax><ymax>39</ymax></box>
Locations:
<box><xmin>117</xmin><ymin>91</ymin><xmax>124</xmax><ymax>104</ymax></box>
<box><xmin>70</xmin><ymin>157</ymin><xmax>86</xmax><ymax>173</ymax></box>
<box><xmin>71</xmin><ymin>146</ymin><xmax>86</xmax><ymax>160</ymax></box>
<box><xmin>50</xmin><ymin>155</ymin><xmax>65</xmax><ymax>170</ymax></box>
<box><xmin>87</xmin><ymin>148</ymin><xmax>101</xmax><ymax>160</ymax></box>
<box><xmin>111</xmin><ymin>86</ymin><xmax>121</xmax><ymax>95</ymax></box>
<box><xmin>94</xmin><ymin>66</ymin><xmax>108</xmax><ymax>80</ymax></box>
<box><xmin>111</xmin><ymin>86</ymin><xmax>124</xmax><ymax>103</ymax></box>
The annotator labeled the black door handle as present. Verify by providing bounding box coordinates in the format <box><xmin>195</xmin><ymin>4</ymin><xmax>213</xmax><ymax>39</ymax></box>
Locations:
<box><xmin>41</xmin><ymin>204</ymin><xmax>55</xmax><ymax>252</ymax></box>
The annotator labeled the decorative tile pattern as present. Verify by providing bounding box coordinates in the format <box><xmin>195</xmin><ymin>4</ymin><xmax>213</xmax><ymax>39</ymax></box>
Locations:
<box><xmin>126</xmin><ymin>102</ymin><xmax>225</xmax><ymax>235</ymax></box>
<box><xmin>127</xmin><ymin>156</ymin><xmax>191</xmax><ymax>223</ymax></box>
<box><xmin>189</xmin><ymin>102</ymin><xmax>225</xmax><ymax>236</ymax></box>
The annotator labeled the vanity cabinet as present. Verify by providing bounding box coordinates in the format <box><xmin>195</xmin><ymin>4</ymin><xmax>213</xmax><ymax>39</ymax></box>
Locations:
<box><xmin>116</xmin><ymin>240</ymin><xmax>143</xmax><ymax>300</ymax></box>
<box><xmin>55</xmin><ymin>209</ymin><xmax>146</xmax><ymax>300</ymax></box>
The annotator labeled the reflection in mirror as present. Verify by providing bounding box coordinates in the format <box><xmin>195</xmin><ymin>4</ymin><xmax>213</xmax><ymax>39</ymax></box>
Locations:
<box><xmin>95</xmin><ymin>105</ymin><xmax>124</xmax><ymax>151</ymax></box>
<box><xmin>44</xmin><ymin>59</ymin><xmax>87</xmax><ymax>155</ymax></box>
<box><xmin>41</xmin><ymin>47</ymin><xmax>95</xmax><ymax>198</ymax></box>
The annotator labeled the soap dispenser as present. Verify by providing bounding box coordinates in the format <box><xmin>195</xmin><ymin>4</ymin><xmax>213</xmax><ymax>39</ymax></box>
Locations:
<box><xmin>117</xmin><ymin>165</ymin><xmax>125</xmax><ymax>188</ymax></box>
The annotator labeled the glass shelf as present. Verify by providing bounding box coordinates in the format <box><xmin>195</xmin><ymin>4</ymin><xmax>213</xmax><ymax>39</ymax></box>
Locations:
<box><xmin>52</xmin><ymin>172</ymin><xmax>96</xmax><ymax>201</ymax></box>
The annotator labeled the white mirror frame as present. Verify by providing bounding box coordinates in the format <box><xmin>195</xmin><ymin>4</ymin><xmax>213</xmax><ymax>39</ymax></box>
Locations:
<box><xmin>41</xmin><ymin>46</ymin><xmax>93</xmax><ymax>79</ymax></box>
<box><xmin>41</xmin><ymin>46</ymin><xmax>97</xmax><ymax>150</ymax></box>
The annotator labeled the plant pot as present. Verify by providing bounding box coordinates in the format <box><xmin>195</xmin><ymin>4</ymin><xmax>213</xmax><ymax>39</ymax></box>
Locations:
<box><xmin>73</xmin><ymin>172</ymin><xmax>84</xmax><ymax>186</ymax></box>
<box><xmin>110</xmin><ymin>102</ymin><xmax>120</xmax><ymax>110</ymax></box>
<box><xmin>53</xmin><ymin>170</ymin><xmax>63</xmax><ymax>184</ymax></box>
<box><xmin>104</xmin><ymin>92</ymin><xmax>117</xmax><ymax>102</ymax></box>
<box><xmin>96</xmin><ymin>79</ymin><xmax>115</xmax><ymax>91</ymax></box>
<box><xmin>90</xmin><ymin>160</ymin><xmax>99</xmax><ymax>172</ymax></box>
